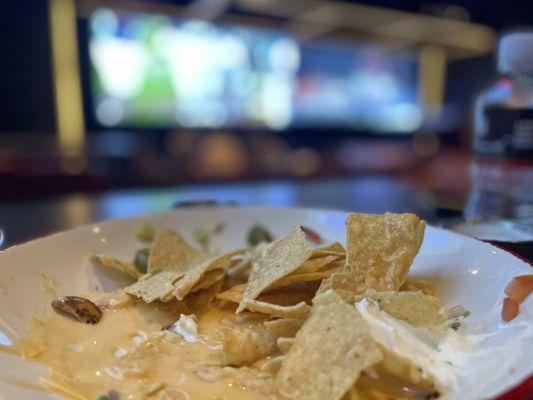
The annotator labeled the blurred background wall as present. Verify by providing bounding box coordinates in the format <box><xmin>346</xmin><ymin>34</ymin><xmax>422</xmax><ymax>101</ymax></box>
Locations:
<box><xmin>0</xmin><ymin>0</ymin><xmax>532</xmax><ymax>204</ymax></box>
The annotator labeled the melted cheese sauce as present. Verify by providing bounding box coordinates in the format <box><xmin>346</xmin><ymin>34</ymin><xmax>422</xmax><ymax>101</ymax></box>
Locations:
<box><xmin>10</xmin><ymin>294</ymin><xmax>441</xmax><ymax>400</ymax></box>
<box><xmin>16</xmin><ymin>294</ymin><xmax>276</xmax><ymax>400</ymax></box>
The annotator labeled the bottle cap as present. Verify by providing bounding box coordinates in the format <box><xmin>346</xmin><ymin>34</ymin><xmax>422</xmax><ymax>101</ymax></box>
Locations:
<box><xmin>498</xmin><ymin>32</ymin><xmax>533</xmax><ymax>75</ymax></box>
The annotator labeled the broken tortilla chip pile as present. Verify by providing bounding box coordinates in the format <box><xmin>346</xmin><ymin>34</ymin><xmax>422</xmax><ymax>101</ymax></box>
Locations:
<box><xmin>93</xmin><ymin>212</ymin><xmax>460</xmax><ymax>399</ymax></box>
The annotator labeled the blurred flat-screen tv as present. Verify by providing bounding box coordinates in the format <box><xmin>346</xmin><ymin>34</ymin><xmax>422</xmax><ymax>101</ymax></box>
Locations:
<box><xmin>83</xmin><ymin>7</ymin><xmax>420</xmax><ymax>133</ymax></box>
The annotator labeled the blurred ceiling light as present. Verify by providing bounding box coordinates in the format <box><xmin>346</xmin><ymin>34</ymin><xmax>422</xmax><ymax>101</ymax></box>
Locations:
<box><xmin>96</xmin><ymin>98</ymin><xmax>125</xmax><ymax>127</ymax></box>
<box><xmin>181</xmin><ymin>19</ymin><xmax>217</xmax><ymax>34</ymax></box>
<box><xmin>194</xmin><ymin>103</ymin><xmax>228</xmax><ymax>128</ymax></box>
<box><xmin>158</xmin><ymin>24</ymin><xmax>235</xmax><ymax>109</ymax></box>
<box><xmin>260</xmin><ymin>75</ymin><xmax>293</xmax><ymax>130</ymax></box>
<box><xmin>124</xmin><ymin>20</ymin><xmax>150</xmax><ymax>40</ymax></box>
<box><xmin>90</xmin><ymin>7</ymin><xmax>118</xmax><ymax>37</ymax></box>
<box><xmin>218</xmin><ymin>36</ymin><xmax>249</xmax><ymax>68</ymax></box>
<box><xmin>389</xmin><ymin>103</ymin><xmax>423</xmax><ymax>132</ymax></box>
<box><xmin>49</xmin><ymin>0</ymin><xmax>85</xmax><ymax>157</ymax></box>
<box><xmin>90</xmin><ymin>34</ymin><xmax>149</xmax><ymax>100</ymax></box>
<box><xmin>350</xmin><ymin>71</ymin><xmax>399</xmax><ymax>102</ymax></box>
<box><xmin>412</xmin><ymin>131</ymin><xmax>440</xmax><ymax>158</ymax></box>
<box><xmin>192</xmin><ymin>133</ymin><xmax>247</xmax><ymax>178</ymax></box>
<box><xmin>269</xmin><ymin>38</ymin><xmax>300</xmax><ymax>72</ymax></box>
<box><xmin>285</xmin><ymin>148</ymin><xmax>321</xmax><ymax>177</ymax></box>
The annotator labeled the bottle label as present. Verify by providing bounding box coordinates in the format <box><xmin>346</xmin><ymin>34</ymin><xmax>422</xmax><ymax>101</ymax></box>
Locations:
<box><xmin>476</xmin><ymin>107</ymin><xmax>533</xmax><ymax>158</ymax></box>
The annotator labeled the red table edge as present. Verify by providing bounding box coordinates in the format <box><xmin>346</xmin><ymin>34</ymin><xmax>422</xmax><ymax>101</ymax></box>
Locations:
<box><xmin>496</xmin><ymin>375</ymin><xmax>533</xmax><ymax>400</ymax></box>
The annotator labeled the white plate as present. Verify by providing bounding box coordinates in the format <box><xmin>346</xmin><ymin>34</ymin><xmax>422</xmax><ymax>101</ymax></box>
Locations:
<box><xmin>0</xmin><ymin>207</ymin><xmax>531</xmax><ymax>399</ymax></box>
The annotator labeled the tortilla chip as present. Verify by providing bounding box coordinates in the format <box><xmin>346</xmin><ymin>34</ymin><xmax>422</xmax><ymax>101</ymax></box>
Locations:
<box><xmin>293</xmin><ymin>255</ymin><xmax>341</xmax><ymax>274</ymax></box>
<box><xmin>224</xmin><ymin>255</ymin><xmax>252</xmax><ymax>288</ymax></box>
<box><xmin>124</xmin><ymin>271</ymin><xmax>183</xmax><ymax>303</ymax></box>
<box><xmin>95</xmin><ymin>290</ymin><xmax>136</xmax><ymax>310</ymax></box>
<box><xmin>317</xmin><ymin>282</ymin><xmax>445</xmax><ymax>328</ymax></box>
<box><xmin>324</xmin><ymin>241</ymin><xmax>346</xmax><ymax>252</ymax></box>
<box><xmin>341</xmin><ymin>386</ymin><xmax>362</xmax><ymax>400</ymax></box>
<box><xmin>257</xmin><ymin>355</ymin><xmax>285</xmax><ymax>374</ymax></box>
<box><xmin>400</xmin><ymin>278</ymin><xmax>435</xmax><ymax>296</ymax></box>
<box><xmin>223</xmin><ymin>243</ymin><xmax>274</xmax><ymax>290</ymax></box>
<box><xmin>277</xmin><ymin>337</ymin><xmax>295</xmax><ymax>354</ymax></box>
<box><xmin>315</xmin><ymin>271</ymin><xmax>371</xmax><ymax>303</ymax></box>
<box><xmin>237</xmin><ymin>227</ymin><xmax>314</xmax><ymax>313</ymax></box>
<box><xmin>353</xmin><ymin>290</ymin><xmax>446</xmax><ymax>327</ymax></box>
<box><xmin>184</xmin><ymin>280</ymin><xmax>223</xmax><ymax>313</ymax></box>
<box><xmin>190</xmin><ymin>268</ymin><xmax>226</xmax><ymax>293</ymax></box>
<box><xmin>148</xmin><ymin>230</ymin><xmax>210</xmax><ymax>274</ymax></box>
<box><xmin>311</xmin><ymin>242</ymin><xmax>346</xmax><ymax>259</ymax></box>
<box><xmin>91</xmin><ymin>253</ymin><xmax>142</xmax><ymax>279</ymax></box>
<box><xmin>276</xmin><ymin>290</ymin><xmax>382</xmax><ymax>400</ymax></box>
<box><xmin>221</xmin><ymin>325</ymin><xmax>277</xmax><ymax>366</ymax></box>
<box><xmin>222</xmin><ymin>316</ymin><xmax>307</xmax><ymax>366</ymax></box>
<box><xmin>345</xmin><ymin>213</ymin><xmax>426</xmax><ymax>291</ymax></box>
<box><xmin>266</xmin><ymin>282</ymin><xmax>321</xmax><ymax>306</ymax></box>
<box><xmin>216</xmin><ymin>283</ymin><xmax>246</xmax><ymax>303</ymax></box>
<box><xmin>218</xmin><ymin>282</ymin><xmax>319</xmax><ymax>309</ymax></box>
<box><xmin>173</xmin><ymin>250</ymin><xmax>242</xmax><ymax>301</ymax></box>
<box><xmin>263</xmin><ymin>317</ymin><xmax>306</xmax><ymax>338</ymax></box>
<box><xmin>265</xmin><ymin>269</ymin><xmax>335</xmax><ymax>292</ymax></box>
<box><xmin>245</xmin><ymin>299</ymin><xmax>311</xmax><ymax>318</ymax></box>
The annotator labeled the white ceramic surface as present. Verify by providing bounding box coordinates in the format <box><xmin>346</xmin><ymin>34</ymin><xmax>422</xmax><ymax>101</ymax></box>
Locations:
<box><xmin>0</xmin><ymin>207</ymin><xmax>531</xmax><ymax>399</ymax></box>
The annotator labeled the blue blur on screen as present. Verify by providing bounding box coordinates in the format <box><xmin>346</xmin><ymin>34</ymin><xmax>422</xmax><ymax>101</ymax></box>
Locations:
<box><xmin>88</xmin><ymin>8</ymin><xmax>420</xmax><ymax>132</ymax></box>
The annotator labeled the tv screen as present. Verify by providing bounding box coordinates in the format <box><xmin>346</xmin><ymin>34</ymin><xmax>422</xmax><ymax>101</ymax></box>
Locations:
<box><xmin>87</xmin><ymin>7</ymin><xmax>420</xmax><ymax>132</ymax></box>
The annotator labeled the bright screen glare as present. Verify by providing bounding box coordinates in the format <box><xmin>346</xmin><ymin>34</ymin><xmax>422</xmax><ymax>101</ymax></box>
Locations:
<box><xmin>88</xmin><ymin>8</ymin><xmax>420</xmax><ymax>132</ymax></box>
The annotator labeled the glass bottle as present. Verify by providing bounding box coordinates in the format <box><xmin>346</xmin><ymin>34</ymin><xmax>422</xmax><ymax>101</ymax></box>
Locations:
<box><xmin>464</xmin><ymin>32</ymin><xmax>533</xmax><ymax>224</ymax></box>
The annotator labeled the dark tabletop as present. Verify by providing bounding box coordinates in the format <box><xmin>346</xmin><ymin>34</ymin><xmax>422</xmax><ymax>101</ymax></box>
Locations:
<box><xmin>0</xmin><ymin>176</ymin><xmax>441</xmax><ymax>249</ymax></box>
